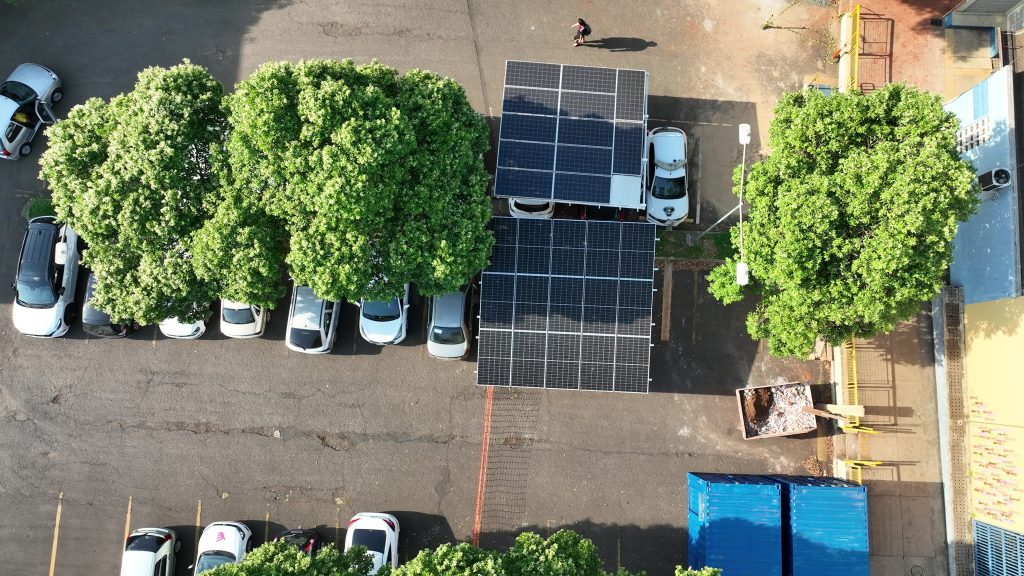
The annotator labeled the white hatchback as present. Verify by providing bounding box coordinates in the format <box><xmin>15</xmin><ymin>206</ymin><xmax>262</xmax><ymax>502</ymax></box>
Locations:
<box><xmin>1</xmin><ymin>63</ymin><xmax>61</xmax><ymax>160</ymax></box>
<box><xmin>120</xmin><ymin>528</ymin><xmax>179</xmax><ymax>576</ymax></box>
<box><xmin>359</xmin><ymin>284</ymin><xmax>410</xmax><ymax>345</ymax></box>
<box><xmin>192</xmin><ymin>521</ymin><xmax>252</xmax><ymax>575</ymax></box>
<box><xmin>159</xmin><ymin>316</ymin><xmax>207</xmax><ymax>339</ymax></box>
<box><xmin>646</xmin><ymin>127</ymin><xmax>690</xmax><ymax>227</ymax></box>
<box><xmin>12</xmin><ymin>216</ymin><xmax>80</xmax><ymax>338</ymax></box>
<box><xmin>344</xmin><ymin>513</ymin><xmax>400</xmax><ymax>574</ymax></box>
<box><xmin>219</xmin><ymin>299</ymin><xmax>267</xmax><ymax>338</ymax></box>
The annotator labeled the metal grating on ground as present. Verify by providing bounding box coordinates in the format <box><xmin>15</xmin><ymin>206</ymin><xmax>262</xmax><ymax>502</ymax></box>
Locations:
<box><xmin>943</xmin><ymin>286</ymin><xmax>975</xmax><ymax>576</ymax></box>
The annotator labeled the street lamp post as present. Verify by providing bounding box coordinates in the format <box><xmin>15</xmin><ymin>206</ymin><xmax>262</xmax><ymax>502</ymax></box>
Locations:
<box><xmin>735</xmin><ymin>124</ymin><xmax>751</xmax><ymax>286</ymax></box>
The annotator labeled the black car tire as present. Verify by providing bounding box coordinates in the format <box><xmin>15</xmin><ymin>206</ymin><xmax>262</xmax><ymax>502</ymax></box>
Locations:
<box><xmin>51</xmin><ymin>89</ymin><xmax>63</xmax><ymax>104</ymax></box>
<box><xmin>63</xmin><ymin>306</ymin><xmax>77</xmax><ymax>327</ymax></box>
<box><xmin>19</xmin><ymin>142</ymin><xmax>31</xmax><ymax>157</ymax></box>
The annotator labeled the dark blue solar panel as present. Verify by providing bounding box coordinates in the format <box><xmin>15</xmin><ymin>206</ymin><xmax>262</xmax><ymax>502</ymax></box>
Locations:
<box><xmin>621</xmin><ymin>222</ymin><xmax>656</xmax><ymax>252</ymax></box>
<box><xmin>580</xmin><ymin>363</ymin><xmax>613</xmax><ymax>391</ymax></box>
<box><xmin>503</xmin><ymin>87</ymin><xmax>560</xmax><ymax>115</ymax></box>
<box><xmin>477</xmin><ymin>357</ymin><xmax>511</xmax><ymax>386</ymax></box>
<box><xmin>515</xmin><ymin>275</ymin><xmax>549</xmax><ymax>303</ymax></box>
<box><xmin>586</xmin><ymin>249</ymin><xmax>620</xmax><ymax>278</ymax></box>
<box><xmin>511</xmin><ymin>359</ymin><xmax>545</xmax><ymax>387</ymax></box>
<box><xmin>614</xmin><ymin>364</ymin><xmax>648</xmax><ymax>393</ymax></box>
<box><xmin>500</xmin><ymin>113</ymin><xmax>557</xmax><ymax>143</ymax></box>
<box><xmin>613</xmin><ymin>122</ymin><xmax>644</xmax><ymax>175</ymax></box>
<box><xmin>586</xmin><ymin>222</ymin><xmax>622</xmax><ymax>250</ymax></box>
<box><xmin>512</xmin><ymin>332</ymin><xmax>547</xmax><ymax>360</ymax></box>
<box><xmin>559</xmin><ymin>91</ymin><xmax>615</xmax><ymax>119</ymax></box>
<box><xmin>552</xmin><ymin>220</ymin><xmax>586</xmax><ymax>248</ymax></box>
<box><xmin>477</xmin><ymin>329</ymin><xmax>511</xmax><ymax>358</ymax></box>
<box><xmin>547</xmin><ymin>333</ymin><xmax>580</xmax><ymax>361</ymax></box>
<box><xmin>584</xmin><ymin>278</ymin><xmax>618</xmax><ymax>307</ymax></box>
<box><xmin>619</xmin><ymin>254</ymin><xmax>654</xmax><ymax>281</ymax></box>
<box><xmin>482</xmin><ymin>273</ymin><xmax>515</xmax><ymax>301</ymax></box>
<box><xmin>553</xmin><ymin>173</ymin><xmax>610</xmax><ymax>204</ymax></box>
<box><xmin>615</xmin><ymin>336</ymin><xmax>650</xmax><ymax>366</ymax></box>
<box><xmin>556</xmin><ymin>145</ymin><xmax>612</xmax><ymax>175</ymax></box>
<box><xmin>506</xmin><ymin>61</ymin><xmax>561</xmax><ymax>89</ymax></box>
<box><xmin>495</xmin><ymin>168</ymin><xmax>552</xmax><ymax>199</ymax></box>
<box><xmin>487</xmin><ymin>244</ymin><xmax>516</xmax><ymax>273</ymax></box>
<box><xmin>550</xmin><ymin>276</ymin><xmax>583</xmax><ymax>305</ymax></box>
<box><xmin>548</xmin><ymin>305</ymin><xmax>582</xmax><ymax>332</ymax></box>
<box><xmin>583</xmin><ymin>306</ymin><xmax>617</xmax><ymax>334</ymax></box>
<box><xmin>581</xmin><ymin>335</ymin><xmax>616</xmax><ymax>362</ymax></box>
<box><xmin>558</xmin><ymin>118</ymin><xmax>614</xmax><ymax>147</ymax></box>
<box><xmin>490</xmin><ymin>217</ymin><xmax>517</xmax><ymax>245</ymax></box>
<box><xmin>615</xmin><ymin>70</ymin><xmax>646</xmax><ymax>121</ymax></box>
<box><xmin>562</xmin><ymin>65</ymin><xmax>617</xmax><ymax>93</ymax></box>
<box><xmin>514</xmin><ymin>303</ymin><xmax>548</xmax><ymax>331</ymax></box>
<box><xmin>616</xmin><ymin>308</ymin><xmax>650</xmax><ymax>336</ymax></box>
<box><xmin>480</xmin><ymin>301</ymin><xmax>513</xmax><ymax>329</ymax></box>
<box><xmin>551</xmin><ymin>247</ymin><xmax>584</xmax><ymax>277</ymax></box>
<box><xmin>516</xmin><ymin>246</ymin><xmax>550</xmax><ymax>274</ymax></box>
<box><xmin>498</xmin><ymin>141</ymin><xmax>555</xmax><ymax>171</ymax></box>
<box><xmin>618</xmin><ymin>279</ymin><xmax>652</xmax><ymax>308</ymax></box>
<box><xmin>517</xmin><ymin>219</ymin><xmax>551</xmax><ymax>246</ymax></box>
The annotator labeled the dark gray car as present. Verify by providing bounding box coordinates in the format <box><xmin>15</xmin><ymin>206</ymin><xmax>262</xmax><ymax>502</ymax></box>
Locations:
<box><xmin>82</xmin><ymin>272</ymin><xmax>136</xmax><ymax>338</ymax></box>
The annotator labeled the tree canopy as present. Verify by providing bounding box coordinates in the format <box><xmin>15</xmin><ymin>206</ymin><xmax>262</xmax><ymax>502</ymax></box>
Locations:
<box><xmin>40</xmin><ymin>60</ymin><xmax>226</xmax><ymax>324</ymax></box>
<box><xmin>708</xmin><ymin>83</ymin><xmax>978</xmax><ymax>357</ymax></box>
<box><xmin>203</xmin><ymin>539</ymin><xmax>372</xmax><ymax>576</ymax></box>
<box><xmin>224</xmin><ymin>59</ymin><xmax>493</xmax><ymax>302</ymax></box>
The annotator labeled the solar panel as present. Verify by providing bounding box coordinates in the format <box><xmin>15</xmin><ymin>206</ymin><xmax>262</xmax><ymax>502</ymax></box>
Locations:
<box><xmin>477</xmin><ymin>218</ymin><xmax>655</xmax><ymax>393</ymax></box>
<box><xmin>494</xmin><ymin>61</ymin><xmax>648</xmax><ymax>207</ymax></box>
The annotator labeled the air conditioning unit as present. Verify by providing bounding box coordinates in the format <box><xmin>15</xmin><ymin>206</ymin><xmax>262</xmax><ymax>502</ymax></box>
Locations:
<box><xmin>978</xmin><ymin>168</ymin><xmax>1011</xmax><ymax>192</ymax></box>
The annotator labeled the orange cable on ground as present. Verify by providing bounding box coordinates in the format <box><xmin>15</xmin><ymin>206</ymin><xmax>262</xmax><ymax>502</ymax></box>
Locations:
<box><xmin>471</xmin><ymin>385</ymin><xmax>495</xmax><ymax>546</ymax></box>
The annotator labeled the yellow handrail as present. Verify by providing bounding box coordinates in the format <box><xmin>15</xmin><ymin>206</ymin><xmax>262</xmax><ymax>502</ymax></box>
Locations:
<box><xmin>851</xmin><ymin>4</ymin><xmax>861</xmax><ymax>91</ymax></box>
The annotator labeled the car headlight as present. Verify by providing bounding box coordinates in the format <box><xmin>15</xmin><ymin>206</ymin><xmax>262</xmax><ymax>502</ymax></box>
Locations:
<box><xmin>664</xmin><ymin>207</ymin><xmax>675</xmax><ymax>216</ymax></box>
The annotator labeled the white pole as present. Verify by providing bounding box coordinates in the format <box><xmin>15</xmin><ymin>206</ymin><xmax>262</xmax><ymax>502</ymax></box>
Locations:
<box><xmin>736</xmin><ymin>124</ymin><xmax>752</xmax><ymax>286</ymax></box>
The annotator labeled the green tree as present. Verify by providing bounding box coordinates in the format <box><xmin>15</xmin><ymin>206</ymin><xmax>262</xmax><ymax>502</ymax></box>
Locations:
<box><xmin>203</xmin><ymin>539</ymin><xmax>372</xmax><ymax>576</ymax></box>
<box><xmin>226</xmin><ymin>59</ymin><xmax>492</xmax><ymax>302</ymax></box>
<box><xmin>708</xmin><ymin>84</ymin><xmax>978</xmax><ymax>357</ymax></box>
<box><xmin>674</xmin><ymin>568</ymin><xmax>721</xmax><ymax>576</ymax></box>
<box><xmin>386</xmin><ymin>542</ymin><xmax>503</xmax><ymax>576</ymax></box>
<box><xmin>39</xmin><ymin>60</ymin><xmax>226</xmax><ymax>324</ymax></box>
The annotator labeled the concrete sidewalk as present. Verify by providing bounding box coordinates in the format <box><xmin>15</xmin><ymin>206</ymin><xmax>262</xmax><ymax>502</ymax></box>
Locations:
<box><xmin>835</xmin><ymin>309</ymin><xmax>948</xmax><ymax>576</ymax></box>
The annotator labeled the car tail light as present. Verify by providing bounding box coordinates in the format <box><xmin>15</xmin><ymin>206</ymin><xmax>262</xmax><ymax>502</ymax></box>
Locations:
<box><xmin>303</xmin><ymin>539</ymin><xmax>315</xmax><ymax>553</ymax></box>
<box><xmin>383</xmin><ymin>519</ymin><xmax>395</xmax><ymax>530</ymax></box>
<box><xmin>164</xmin><ymin>533</ymin><xmax>173</xmax><ymax>542</ymax></box>
<box><xmin>348</xmin><ymin>518</ymin><xmax>360</xmax><ymax>526</ymax></box>
<box><xmin>0</xmin><ymin>149</ymin><xmax>10</xmax><ymax>157</ymax></box>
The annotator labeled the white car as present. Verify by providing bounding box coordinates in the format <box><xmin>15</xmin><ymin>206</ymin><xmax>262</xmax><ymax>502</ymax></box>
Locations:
<box><xmin>286</xmin><ymin>284</ymin><xmax>341</xmax><ymax>354</ymax></box>
<box><xmin>426</xmin><ymin>289</ymin><xmax>470</xmax><ymax>359</ymax></box>
<box><xmin>646</xmin><ymin>126</ymin><xmax>690</xmax><ymax>227</ymax></box>
<box><xmin>192</xmin><ymin>521</ymin><xmax>252</xmax><ymax>575</ymax></box>
<box><xmin>12</xmin><ymin>216</ymin><xmax>80</xmax><ymax>338</ymax></box>
<box><xmin>359</xmin><ymin>284</ymin><xmax>410</xmax><ymax>345</ymax></box>
<box><xmin>220</xmin><ymin>299</ymin><xmax>268</xmax><ymax>338</ymax></box>
<box><xmin>508</xmin><ymin>197</ymin><xmax>554</xmax><ymax>219</ymax></box>
<box><xmin>159</xmin><ymin>316</ymin><xmax>207</xmax><ymax>339</ymax></box>
<box><xmin>1</xmin><ymin>63</ymin><xmax>61</xmax><ymax>159</ymax></box>
<box><xmin>344</xmin><ymin>513</ymin><xmax>400</xmax><ymax>574</ymax></box>
<box><xmin>120</xmin><ymin>527</ymin><xmax>179</xmax><ymax>576</ymax></box>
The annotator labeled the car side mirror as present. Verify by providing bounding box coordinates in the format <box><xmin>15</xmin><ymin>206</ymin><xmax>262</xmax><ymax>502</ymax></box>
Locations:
<box><xmin>10</xmin><ymin>282</ymin><xmax>16</xmax><ymax>292</ymax></box>
<box><xmin>58</xmin><ymin>287</ymin><xmax>65</xmax><ymax>296</ymax></box>
<box><xmin>54</xmin><ymin>242</ymin><xmax>68</xmax><ymax>266</ymax></box>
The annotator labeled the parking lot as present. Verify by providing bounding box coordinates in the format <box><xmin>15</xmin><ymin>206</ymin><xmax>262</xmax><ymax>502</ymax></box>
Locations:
<box><xmin>0</xmin><ymin>1</ymin><xmax>834</xmax><ymax>574</ymax></box>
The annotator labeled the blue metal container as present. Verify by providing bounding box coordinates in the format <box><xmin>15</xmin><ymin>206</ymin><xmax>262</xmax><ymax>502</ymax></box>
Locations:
<box><xmin>766</xmin><ymin>475</ymin><xmax>869</xmax><ymax>576</ymax></box>
<box><xmin>687</xmin><ymin>473</ymin><xmax>783</xmax><ymax>576</ymax></box>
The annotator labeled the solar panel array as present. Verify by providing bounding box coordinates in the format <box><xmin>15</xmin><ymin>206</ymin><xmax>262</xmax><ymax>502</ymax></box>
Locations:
<box><xmin>494</xmin><ymin>61</ymin><xmax>648</xmax><ymax>206</ymax></box>
<box><xmin>477</xmin><ymin>217</ymin><xmax>655</xmax><ymax>393</ymax></box>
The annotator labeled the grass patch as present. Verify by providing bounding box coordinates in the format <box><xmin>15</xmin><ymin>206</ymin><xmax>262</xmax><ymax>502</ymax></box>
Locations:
<box><xmin>657</xmin><ymin>228</ymin><xmax>736</xmax><ymax>260</ymax></box>
<box><xmin>26</xmin><ymin>197</ymin><xmax>55</xmax><ymax>220</ymax></box>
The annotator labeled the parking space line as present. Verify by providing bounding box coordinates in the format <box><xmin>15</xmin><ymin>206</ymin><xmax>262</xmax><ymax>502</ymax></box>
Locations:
<box><xmin>335</xmin><ymin>506</ymin><xmax>342</xmax><ymax>546</ymax></box>
<box><xmin>194</xmin><ymin>499</ymin><xmax>202</xmax><ymax>530</ymax></box>
<box><xmin>151</xmin><ymin>331</ymin><xmax>156</xmax><ymax>349</ymax></box>
<box><xmin>264</xmin><ymin>508</ymin><xmax>270</xmax><ymax>541</ymax></box>
<box><xmin>122</xmin><ymin>496</ymin><xmax>133</xmax><ymax>546</ymax></box>
<box><xmin>471</xmin><ymin>385</ymin><xmax>495</xmax><ymax>546</ymax></box>
<box><xmin>47</xmin><ymin>492</ymin><xmax>63</xmax><ymax>576</ymax></box>
<box><xmin>660</xmin><ymin>262</ymin><xmax>673</xmax><ymax>342</ymax></box>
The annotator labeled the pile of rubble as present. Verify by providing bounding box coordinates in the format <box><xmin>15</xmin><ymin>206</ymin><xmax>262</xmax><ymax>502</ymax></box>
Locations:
<box><xmin>740</xmin><ymin>383</ymin><xmax>816</xmax><ymax>438</ymax></box>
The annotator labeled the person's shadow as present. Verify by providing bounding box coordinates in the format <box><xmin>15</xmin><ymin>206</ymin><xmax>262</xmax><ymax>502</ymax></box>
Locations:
<box><xmin>583</xmin><ymin>37</ymin><xmax>657</xmax><ymax>52</ymax></box>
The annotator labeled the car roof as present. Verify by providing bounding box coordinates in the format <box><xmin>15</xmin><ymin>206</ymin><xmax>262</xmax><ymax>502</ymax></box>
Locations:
<box><xmin>82</xmin><ymin>273</ymin><xmax>112</xmax><ymax>325</ymax></box>
<box><xmin>432</xmin><ymin>291</ymin><xmax>465</xmax><ymax>327</ymax></box>
<box><xmin>18</xmin><ymin>219</ymin><xmax>57</xmax><ymax>281</ymax></box>
<box><xmin>291</xmin><ymin>285</ymin><xmax>326</xmax><ymax>330</ymax></box>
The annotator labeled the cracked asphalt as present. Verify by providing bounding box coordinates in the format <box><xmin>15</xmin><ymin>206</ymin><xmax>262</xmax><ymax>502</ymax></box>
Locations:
<box><xmin>0</xmin><ymin>1</ymin><xmax>834</xmax><ymax>574</ymax></box>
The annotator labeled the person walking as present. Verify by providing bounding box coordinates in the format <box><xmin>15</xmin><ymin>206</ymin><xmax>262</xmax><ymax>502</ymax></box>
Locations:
<box><xmin>573</xmin><ymin>18</ymin><xmax>591</xmax><ymax>46</ymax></box>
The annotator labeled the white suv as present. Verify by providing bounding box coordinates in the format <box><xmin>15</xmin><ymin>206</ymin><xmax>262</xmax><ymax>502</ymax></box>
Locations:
<box><xmin>286</xmin><ymin>284</ymin><xmax>341</xmax><ymax>354</ymax></box>
<box><xmin>12</xmin><ymin>216</ymin><xmax>80</xmax><ymax>337</ymax></box>
<box><xmin>120</xmin><ymin>528</ymin><xmax>179</xmax><ymax>576</ymax></box>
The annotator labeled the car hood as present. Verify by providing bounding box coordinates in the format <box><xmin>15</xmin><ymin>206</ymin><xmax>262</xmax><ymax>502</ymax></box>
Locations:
<box><xmin>647</xmin><ymin>193</ymin><xmax>689</xmax><ymax>221</ymax></box>
<box><xmin>12</xmin><ymin>302</ymin><xmax>60</xmax><ymax>336</ymax></box>
<box><xmin>361</xmin><ymin>318</ymin><xmax>402</xmax><ymax>343</ymax></box>
<box><xmin>159</xmin><ymin>318</ymin><xmax>204</xmax><ymax>338</ymax></box>
<box><xmin>653</xmin><ymin>132</ymin><xmax>686</xmax><ymax>179</ymax></box>
<box><xmin>8</xmin><ymin>63</ymin><xmax>57</xmax><ymax>97</ymax></box>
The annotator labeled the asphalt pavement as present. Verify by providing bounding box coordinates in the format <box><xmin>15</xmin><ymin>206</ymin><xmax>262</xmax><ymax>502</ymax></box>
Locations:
<box><xmin>0</xmin><ymin>1</ymin><xmax>836</xmax><ymax>574</ymax></box>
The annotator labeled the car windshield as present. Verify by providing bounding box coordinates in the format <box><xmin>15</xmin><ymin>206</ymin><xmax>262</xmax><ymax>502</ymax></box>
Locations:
<box><xmin>0</xmin><ymin>80</ymin><xmax>36</xmax><ymax>104</ymax></box>
<box><xmin>16</xmin><ymin>278</ymin><xmax>56</xmax><ymax>308</ymax></box>
<box><xmin>223</xmin><ymin>306</ymin><xmax>255</xmax><ymax>325</ymax></box>
<box><xmin>195</xmin><ymin>551</ymin><xmax>235</xmax><ymax>573</ymax></box>
<box><xmin>288</xmin><ymin>328</ymin><xmax>323</xmax><ymax>350</ymax></box>
<box><xmin>362</xmin><ymin>299</ymin><xmax>400</xmax><ymax>322</ymax></box>
<box><xmin>651</xmin><ymin>175</ymin><xmax>687</xmax><ymax>200</ymax></box>
<box><xmin>351</xmin><ymin>529</ymin><xmax>387</xmax><ymax>553</ymax></box>
<box><xmin>126</xmin><ymin>533</ymin><xmax>165</xmax><ymax>552</ymax></box>
<box><xmin>430</xmin><ymin>325</ymin><xmax>466</xmax><ymax>345</ymax></box>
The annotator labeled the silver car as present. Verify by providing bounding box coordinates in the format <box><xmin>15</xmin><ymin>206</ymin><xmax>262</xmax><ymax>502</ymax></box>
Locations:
<box><xmin>1</xmin><ymin>63</ymin><xmax>61</xmax><ymax>160</ymax></box>
<box><xmin>426</xmin><ymin>289</ymin><xmax>470</xmax><ymax>359</ymax></box>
